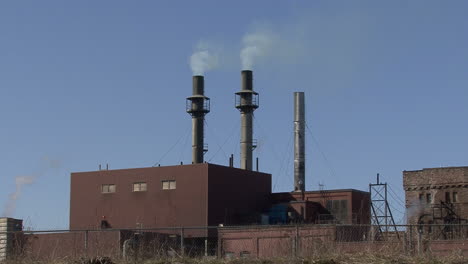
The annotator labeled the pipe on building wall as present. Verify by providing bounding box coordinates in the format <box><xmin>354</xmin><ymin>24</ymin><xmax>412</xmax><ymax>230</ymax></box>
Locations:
<box><xmin>187</xmin><ymin>76</ymin><xmax>210</xmax><ymax>164</ymax></box>
<box><xmin>294</xmin><ymin>92</ymin><xmax>305</xmax><ymax>192</ymax></box>
<box><xmin>235</xmin><ymin>70</ymin><xmax>259</xmax><ymax>170</ymax></box>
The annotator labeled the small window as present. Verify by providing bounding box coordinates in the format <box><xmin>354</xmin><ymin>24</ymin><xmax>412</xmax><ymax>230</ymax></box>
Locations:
<box><xmin>162</xmin><ymin>180</ymin><xmax>176</xmax><ymax>190</ymax></box>
<box><xmin>453</xmin><ymin>192</ymin><xmax>458</xmax><ymax>203</ymax></box>
<box><xmin>418</xmin><ymin>193</ymin><xmax>424</xmax><ymax>201</ymax></box>
<box><xmin>133</xmin><ymin>182</ymin><xmax>147</xmax><ymax>192</ymax></box>
<box><xmin>101</xmin><ymin>184</ymin><xmax>116</xmax><ymax>193</ymax></box>
<box><xmin>445</xmin><ymin>192</ymin><xmax>451</xmax><ymax>203</ymax></box>
<box><xmin>426</xmin><ymin>193</ymin><xmax>432</xmax><ymax>204</ymax></box>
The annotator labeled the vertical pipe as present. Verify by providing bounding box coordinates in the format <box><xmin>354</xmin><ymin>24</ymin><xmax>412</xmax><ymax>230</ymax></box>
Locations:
<box><xmin>240</xmin><ymin>111</ymin><xmax>253</xmax><ymax>170</ymax></box>
<box><xmin>237</xmin><ymin>70</ymin><xmax>257</xmax><ymax>170</ymax></box>
<box><xmin>180</xmin><ymin>227</ymin><xmax>185</xmax><ymax>256</ymax></box>
<box><xmin>294</xmin><ymin>92</ymin><xmax>305</xmax><ymax>192</ymax></box>
<box><xmin>188</xmin><ymin>76</ymin><xmax>209</xmax><ymax>164</ymax></box>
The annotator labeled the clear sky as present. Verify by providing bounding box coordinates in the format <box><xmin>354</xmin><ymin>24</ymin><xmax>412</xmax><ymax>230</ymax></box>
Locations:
<box><xmin>1</xmin><ymin>0</ymin><xmax>467</xmax><ymax>230</ymax></box>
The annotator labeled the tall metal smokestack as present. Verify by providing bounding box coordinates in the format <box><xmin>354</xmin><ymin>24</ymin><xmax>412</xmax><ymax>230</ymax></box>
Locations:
<box><xmin>235</xmin><ymin>70</ymin><xmax>259</xmax><ymax>170</ymax></box>
<box><xmin>294</xmin><ymin>92</ymin><xmax>305</xmax><ymax>192</ymax></box>
<box><xmin>187</xmin><ymin>76</ymin><xmax>210</xmax><ymax>164</ymax></box>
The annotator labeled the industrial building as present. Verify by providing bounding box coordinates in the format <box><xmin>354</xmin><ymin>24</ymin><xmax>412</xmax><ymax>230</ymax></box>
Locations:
<box><xmin>403</xmin><ymin>167</ymin><xmax>468</xmax><ymax>226</ymax></box>
<box><xmin>0</xmin><ymin>70</ymin><xmax>372</xmax><ymax>260</ymax></box>
<box><xmin>0</xmin><ymin>218</ymin><xmax>22</xmax><ymax>262</ymax></box>
<box><xmin>68</xmin><ymin>71</ymin><xmax>370</xmax><ymax>232</ymax></box>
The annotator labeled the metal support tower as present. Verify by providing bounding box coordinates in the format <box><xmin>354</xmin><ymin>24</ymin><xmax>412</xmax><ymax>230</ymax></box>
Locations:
<box><xmin>235</xmin><ymin>70</ymin><xmax>259</xmax><ymax>170</ymax></box>
<box><xmin>369</xmin><ymin>173</ymin><xmax>399</xmax><ymax>240</ymax></box>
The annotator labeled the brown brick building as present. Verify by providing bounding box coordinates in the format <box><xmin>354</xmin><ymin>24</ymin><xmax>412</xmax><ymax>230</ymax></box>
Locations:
<box><xmin>70</xmin><ymin>163</ymin><xmax>271</xmax><ymax>233</ymax></box>
<box><xmin>403</xmin><ymin>166</ymin><xmax>468</xmax><ymax>225</ymax></box>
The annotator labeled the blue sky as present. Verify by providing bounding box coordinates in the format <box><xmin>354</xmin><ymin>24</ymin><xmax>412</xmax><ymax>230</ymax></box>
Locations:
<box><xmin>0</xmin><ymin>0</ymin><xmax>467</xmax><ymax>229</ymax></box>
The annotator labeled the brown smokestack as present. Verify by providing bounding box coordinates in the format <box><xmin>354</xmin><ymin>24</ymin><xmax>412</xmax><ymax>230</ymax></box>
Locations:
<box><xmin>187</xmin><ymin>76</ymin><xmax>210</xmax><ymax>164</ymax></box>
<box><xmin>235</xmin><ymin>70</ymin><xmax>259</xmax><ymax>170</ymax></box>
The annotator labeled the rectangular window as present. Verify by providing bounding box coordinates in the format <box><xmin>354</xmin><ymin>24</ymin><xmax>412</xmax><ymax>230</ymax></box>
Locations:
<box><xmin>426</xmin><ymin>193</ymin><xmax>432</xmax><ymax>204</ymax></box>
<box><xmin>419</xmin><ymin>193</ymin><xmax>424</xmax><ymax>201</ymax></box>
<box><xmin>453</xmin><ymin>192</ymin><xmax>458</xmax><ymax>203</ymax></box>
<box><xmin>428</xmin><ymin>220</ymin><xmax>433</xmax><ymax>234</ymax></box>
<box><xmin>162</xmin><ymin>180</ymin><xmax>176</xmax><ymax>190</ymax></box>
<box><xmin>133</xmin><ymin>182</ymin><xmax>147</xmax><ymax>192</ymax></box>
<box><xmin>325</xmin><ymin>200</ymin><xmax>348</xmax><ymax>223</ymax></box>
<box><xmin>101</xmin><ymin>184</ymin><xmax>116</xmax><ymax>193</ymax></box>
<box><xmin>445</xmin><ymin>192</ymin><xmax>451</xmax><ymax>203</ymax></box>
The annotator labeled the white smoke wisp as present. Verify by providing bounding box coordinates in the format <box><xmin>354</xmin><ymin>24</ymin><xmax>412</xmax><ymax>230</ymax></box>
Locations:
<box><xmin>240</xmin><ymin>30</ymin><xmax>277</xmax><ymax>70</ymax></box>
<box><xmin>190</xmin><ymin>42</ymin><xmax>219</xmax><ymax>76</ymax></box>
<box><xmin>1</xmin><ymin>157</ymin><xmax>61</xmax><ymax>217</ymax></box>
<box><xmin>2</xmin><ymin>176</ymin><xmax>36</xmax><ymax>217</ymax></box>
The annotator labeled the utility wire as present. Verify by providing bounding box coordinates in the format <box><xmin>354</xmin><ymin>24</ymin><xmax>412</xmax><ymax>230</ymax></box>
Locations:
<box><xmin>305</xmin><ymin>123</ymin><xmax>338</xmax><ymax>180</ymax></box>
<box><xmin>204</xmin><ymin>120</ymin><xmax>229</xmax><ymax>161</ymax></box>
<box><xmin>253</xmin><ymin>115</ymin><xmax>285</xmax><ymax>165</ymax></box>
<box><xmin>178</xmin><ymin>126</ymin><xmax>191</xmax><ymax>162</ymax></box>
<box><xmin>207</xmin><ymin>120</ymin><xmax>239</xmax><ymax>162</ymax></box>
<box><xmin>388</xmin><ymin>184</ymin><xmax>406</xmax><ymax>206</ymax></box>
<box><xmin>154</xmin><ymin>125</ymin><xmax>190</xmax><ymax>166</ymax></box>
<box><xmin>378</xmin><ymin>173</ymin><xmax>407</xmax><ymax>207</ymax></box>
<box><xmin>273</xmin><ymin>132</ymin><xmax>294</xmax><ymax>192</ymax></box>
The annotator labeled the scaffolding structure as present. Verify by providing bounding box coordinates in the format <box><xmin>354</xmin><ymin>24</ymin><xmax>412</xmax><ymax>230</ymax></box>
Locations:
<box><xmin>369</xmin><ymin>173</ymin><xmax>399</xmax><ymax>240</ymax></box>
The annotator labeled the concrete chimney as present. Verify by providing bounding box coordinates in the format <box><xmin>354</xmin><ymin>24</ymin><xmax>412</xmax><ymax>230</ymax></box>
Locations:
<box><xmin>187</xmin><ymin>76</ymin><xmax>210</xmax><ymax>164</ymax></box>
<box><xmin>235</xmin><ymin>70</ymin><xmax>259</xmax><ymax>170</ymax></box>
<box><xmin>294</xmin><ymin>92</ymin><xmax>305</xmax><ymax>192</ymax></box>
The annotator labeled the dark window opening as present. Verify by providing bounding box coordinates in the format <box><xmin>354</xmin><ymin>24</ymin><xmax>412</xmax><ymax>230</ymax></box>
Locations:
<box><xmin>326</xmin><ymin>200</ymin><xmax>348</xmax><ymax>224</ymax></box>
<box><xmin>426</xmin><ymin>193</ymin><xmax>432</xmax><ymax>204</ymax></box>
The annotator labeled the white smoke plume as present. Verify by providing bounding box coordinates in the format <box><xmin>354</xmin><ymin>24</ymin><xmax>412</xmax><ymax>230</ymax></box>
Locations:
<box><xmin>190</xmin><ymin>41</ymin><xmax>219</xmax><ymax>76</ymax></box>
<box><xmin>240</xmin><ymin>29</ymin><xmax>277</xmax><ymax>70</ymax></box>
<box><xmin>1</xmin><ymin>157</ymin><xmax>61</xmax><ymax>217</ymax></box>
<box><xmin>2</xmin><ymin>176</ymin><xmax>36</xmax><ymax>217</ymax></box>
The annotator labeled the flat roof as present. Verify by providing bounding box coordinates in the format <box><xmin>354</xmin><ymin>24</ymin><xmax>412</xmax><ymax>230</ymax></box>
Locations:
<box><xmin>404</xmin><ymin>166</ymin><xmax>468</xmax><ymax>173</ymax></box>
<box><xmin>273</xmin><ymin>188</ymin><xmax>369</xmax><ymax>195</ymax></box>
<box><xmin>71</xmin><ymin>162</ymin><xmax>271</xmax><ymax>175</ymax></box>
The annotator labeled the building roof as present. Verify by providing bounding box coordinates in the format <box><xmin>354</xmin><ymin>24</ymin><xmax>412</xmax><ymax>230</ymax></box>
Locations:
<box><xmin>274</xmin><ymin>188</ymin><xmax>369</xmax><ymax>195</ymax></box>
<box><xmin>404</xmin><ymin>166</ymin><xmax>468</xmax><ymax>173</ymax></box>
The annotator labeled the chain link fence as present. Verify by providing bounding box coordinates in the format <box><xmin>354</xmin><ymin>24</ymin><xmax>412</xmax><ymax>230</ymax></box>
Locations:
<box><xmin>0</xmin><ymin>224</ymin><xmax>467</xmax><ymax>262</ymax></box>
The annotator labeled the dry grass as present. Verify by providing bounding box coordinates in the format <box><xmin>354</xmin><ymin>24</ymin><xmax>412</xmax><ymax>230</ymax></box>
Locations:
<box><xmin>3</xmin><ymin>253</ymin><xmax>467</xmax><ymax>264</ymax></box>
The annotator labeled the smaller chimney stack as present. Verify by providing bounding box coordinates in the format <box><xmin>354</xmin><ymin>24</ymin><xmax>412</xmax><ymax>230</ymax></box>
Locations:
<box><xmin>187</xmin><ymin>76</ymin><xmax>210</xmax><ymax>164</ymax></box>
<box><xmin>235</xmin><ymin>70</ymin><xmax>259</xmax><ymax>170</ymax></box>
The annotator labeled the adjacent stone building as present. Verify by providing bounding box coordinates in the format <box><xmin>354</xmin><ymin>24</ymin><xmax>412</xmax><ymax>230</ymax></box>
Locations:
<box><xmin>403</xmin><ymin>167</ymin><xmax>468</xmax><ymax>225</ymax></box>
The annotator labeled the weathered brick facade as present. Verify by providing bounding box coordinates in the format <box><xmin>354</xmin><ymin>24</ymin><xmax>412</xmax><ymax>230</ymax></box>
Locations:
<box><xmin>403</xmin><ymin>167</ymin><xmax>468</xmax><ymax>225</ymax></box>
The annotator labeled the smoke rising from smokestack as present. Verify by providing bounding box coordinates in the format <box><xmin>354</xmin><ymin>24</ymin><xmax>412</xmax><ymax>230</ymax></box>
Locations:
<box><xmin>240</xmin><ymin>28</ymin><xmax>277</xmax><ymax>70</ymax></box>
<box><xmin>2</xmin><ymin>176</ymin><xmax>35</xmax><ymax>217</ymax></box>
<box><xmin>190</xmin><ymin>41</ymin><xmax>219</xmax><ymax>76</ymax></box>
<box><xmin>1</xmin><ymin>157</ymin><xmax>61</xmax><ymax>217</ymax></box>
